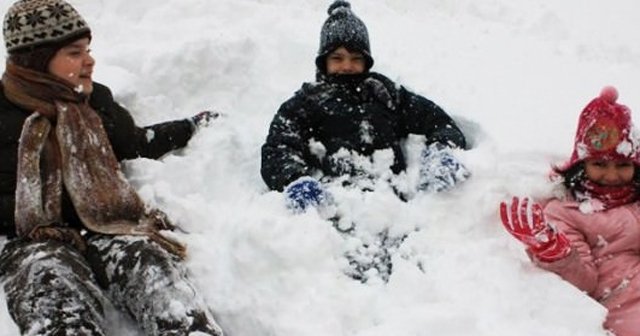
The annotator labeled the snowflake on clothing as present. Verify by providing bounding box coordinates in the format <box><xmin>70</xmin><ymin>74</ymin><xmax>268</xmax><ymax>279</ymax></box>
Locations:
<box><xmin>25</xmin><ymin>9</ymin><xmax>46</xmax><ymax>28</ymax></box>
<box><xmin>5</xmin><ymin>14</ymin><xmax>23</xmax><ymax>33</ymax></box>
<box><xmin>47</xmin><ymin>3</ymin><xmax>70</xmax><ymax>20</ymax></box>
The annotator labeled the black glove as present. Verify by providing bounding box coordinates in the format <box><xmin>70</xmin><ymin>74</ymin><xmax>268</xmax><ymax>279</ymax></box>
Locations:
<box><xmin>189</xmin><ymin>110</ymin><xmax>221</xmax><ymax>130</ymax></box>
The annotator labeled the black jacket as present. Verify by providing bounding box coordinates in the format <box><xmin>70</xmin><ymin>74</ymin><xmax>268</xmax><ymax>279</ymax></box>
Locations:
<box><xmin>261</xmin><ymin>72</ymin><xmax>466</xmax><ymax>191</ymax></box>
<box><xmin>0</xmin><ymin>82</ymin><xmax>194</xmax><ymax>237</ymax></box>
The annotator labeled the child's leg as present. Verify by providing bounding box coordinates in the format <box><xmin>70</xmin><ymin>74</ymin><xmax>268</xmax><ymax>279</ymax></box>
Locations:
<box><xmin>0</xmin><ymin>239</ymin><xmax>107</xmax><ymax>335</ymax></box>
<box><xmin>87</xmin><ymin>235</ymin><xmax>223</xmax><ymax>336</ymax></box>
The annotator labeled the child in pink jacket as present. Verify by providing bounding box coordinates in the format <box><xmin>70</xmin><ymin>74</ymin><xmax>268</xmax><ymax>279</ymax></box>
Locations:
<box><xmin>500</xmin><ymin>86</ymin><xmax>640</xmax><ymax>336</ymax></box>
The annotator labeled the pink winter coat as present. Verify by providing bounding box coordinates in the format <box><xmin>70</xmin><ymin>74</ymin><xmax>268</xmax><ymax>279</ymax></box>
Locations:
<box><xmin>540</xmin><ymin>199</ymin><xmax>640</xmax><ymax>336</ymax></box>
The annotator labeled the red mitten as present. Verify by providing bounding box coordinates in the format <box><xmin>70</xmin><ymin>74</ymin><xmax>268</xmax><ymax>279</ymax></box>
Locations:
<box><xmin>500</xmin><ymin>197</ymin><xmax>571</xmax><ymax>262</ymax></box>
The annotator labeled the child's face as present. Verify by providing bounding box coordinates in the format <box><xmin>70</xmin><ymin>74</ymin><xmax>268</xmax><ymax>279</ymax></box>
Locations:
<box><xmin>326</xmin><ymin>47</ymin><xmax>366</xmax><ymax>75</ymax></box>
<box><xmin>48</xmin><ymin>37</ymin><xmax>95</xmax><ymax>95</ymax></box>
<box><xmin>584</xmin><ymin>159</ymin><xmax>635</xmax><ymax>186</ymax></box>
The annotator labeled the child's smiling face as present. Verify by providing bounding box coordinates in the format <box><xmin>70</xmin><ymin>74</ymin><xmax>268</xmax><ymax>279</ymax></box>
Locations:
<box><xmin>584</xmin><ymin>159</ymin><xmax>635</xmax><ymax>186</ymax></box>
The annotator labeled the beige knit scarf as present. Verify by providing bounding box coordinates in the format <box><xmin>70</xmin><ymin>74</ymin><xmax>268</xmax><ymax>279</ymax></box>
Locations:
<box><xmin>3</xmin><ymin>63</ymin><xmax>186</xmax><ymax>258</ymax></box>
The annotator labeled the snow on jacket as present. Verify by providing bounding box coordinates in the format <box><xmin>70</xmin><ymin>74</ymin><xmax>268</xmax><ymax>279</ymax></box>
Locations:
<box><xmin>0</xmin><ymin>82</ymin><xmax>194</xmax><ymax>237</ymax></box>
<box><xmin>261</xmin><ymin>72</ymin><xmax>466</xmax><ymax>191</ymax></box>
<box><xmin>539</xmin><ymin>199</ymin><xmax>640</xmax><ymax>335</ymax></box>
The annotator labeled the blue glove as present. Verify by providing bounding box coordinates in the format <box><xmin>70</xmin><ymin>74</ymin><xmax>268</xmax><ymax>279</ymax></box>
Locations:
<box><xmin>189</xmin><ymin>110</ymin><xmax>221</xmax><ymax>130</ymax></box>
<box><xmin>284</xmin><ymin>177</ymin><xmax>330</xmax><ymax>212</ymax></box>
<box><xmin>418</xmin><ymin>143</ymin><xmax>470</xmax><ymax>193</ymax></box>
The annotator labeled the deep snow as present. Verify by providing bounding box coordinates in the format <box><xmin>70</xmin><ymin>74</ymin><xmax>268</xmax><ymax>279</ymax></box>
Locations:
<box><xmin>2</xmin><ymin>0</ymin><xmax>640</xmax><ymax>335</ymax></box>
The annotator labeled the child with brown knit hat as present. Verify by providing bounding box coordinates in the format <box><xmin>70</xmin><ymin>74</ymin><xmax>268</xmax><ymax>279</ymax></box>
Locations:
<box><xmin>0</xmin><ymin>0</ymin><xmax>223</xmax><ymax>334</ymax></box>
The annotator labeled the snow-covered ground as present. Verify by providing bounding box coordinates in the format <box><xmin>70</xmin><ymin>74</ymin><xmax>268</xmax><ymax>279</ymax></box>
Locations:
<box><xmin>2</xmin><ymin>0</ymin><xmax>640</xmax><ymax>335</ymax></box>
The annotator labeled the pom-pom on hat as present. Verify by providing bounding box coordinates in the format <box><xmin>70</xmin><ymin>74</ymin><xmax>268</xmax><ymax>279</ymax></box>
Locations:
<box><xmin>3</xmin><ymin>0</ymin><xmax>90</xmax><ymax>54</ymax></box>
<box><xmin>315</xmin><ymin>0</ymin><xmax>374</xmax><ymax>73</ymax></box>
<box><xmin>559</xmin><ymin>86</ymin><xmax>640</xmax><ymax>171</ymax></box>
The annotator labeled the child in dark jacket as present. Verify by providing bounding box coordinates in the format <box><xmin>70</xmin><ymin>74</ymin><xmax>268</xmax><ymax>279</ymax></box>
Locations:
<box><xmin>0</xmin><ymin>0</ymin><xmax>222</xmax><ymax>334</ymax></box>
<box><xmin>500</xmin><ymin>87</ymin><xmax>640</xmax><ymax>336</ymax></box>
<box><xmin>261</xmin><ymin>0</ymin><xmax>470</xmax><ymax>282</ymax></box>
<box><xmin>261</xmin><ymin>0</ymin><xmax>469</xmax><ymax>212</ymax></box>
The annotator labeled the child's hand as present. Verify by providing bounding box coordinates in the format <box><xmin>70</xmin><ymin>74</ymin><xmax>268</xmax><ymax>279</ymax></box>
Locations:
<box><xmin>189</xmin><ymin>110</ymin><xmax>222</xmax><ymax>130</ymax></box>
<box><xmin>499</xmin><ymin>197</ymin><xmax>571</xmax><ymax>262</ymax></box>
<box><xmin>284</xmin><ymin>176</ymin><xmax>332</xmax><ymax>213</ymax></box>
<box><xmin>417</xmin><ymin>143</ymin><xmax>470</xmax><ymax>193</ymax></box>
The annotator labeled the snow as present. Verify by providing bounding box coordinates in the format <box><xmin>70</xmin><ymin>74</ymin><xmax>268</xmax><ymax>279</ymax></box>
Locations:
<box><xmin>3</xmin><ymin>0</ymin><xmax>640</xmax><ymax>334</ymax></box>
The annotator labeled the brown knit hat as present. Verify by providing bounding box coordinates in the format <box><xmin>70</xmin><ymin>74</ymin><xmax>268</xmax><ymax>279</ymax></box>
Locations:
<box><xmin>3</xmin><ymin>0</ymin><xmax>90</xmax><ymax>54</ymax></box>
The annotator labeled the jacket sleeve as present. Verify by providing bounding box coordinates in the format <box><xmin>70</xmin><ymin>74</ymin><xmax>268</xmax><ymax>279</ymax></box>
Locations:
<box><xmin>533</xmin><ymin>203</ymin><xmax>599</xmax><ymax>295</ymax></box>
<box><xmin>398</xmin><ymin>88</ymin><xmax>467</xmax><ymax>149</ymax></box>
<box><xmin>261</xmin><ymin>95</ymin><xmax>315</xmax><ymax>191</ymax></box>
<box><xmin>0</xmin><ymin>191</ymin><xmax>15</xmax><ymax>237</ymax></box>
<box><xmin>90</xmin><ymin>83</ymin><xmax>195</xmax><ymax>161</ymax></box>
<box><xmin>0</xmin><ymin>100</ymin><xmax>23</xmax><ymax>237</ymax></box>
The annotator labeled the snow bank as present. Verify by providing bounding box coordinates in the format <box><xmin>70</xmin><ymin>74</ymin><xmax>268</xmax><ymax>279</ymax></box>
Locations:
<box><xmin>1</xmin><ymin>0</ymin><xmax>638</xmax><ymax>334</ymax></box>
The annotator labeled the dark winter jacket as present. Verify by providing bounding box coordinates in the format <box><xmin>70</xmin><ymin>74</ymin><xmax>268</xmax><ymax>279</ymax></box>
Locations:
<box><xmin>0</xmin><ymin>82</ymin><xmax>194</xmax><ymax>237</ymax></box>
<box><xmin>261</xmin><ymin>72</ymin><xmax>466</xmax><ymax>191</ymax></box>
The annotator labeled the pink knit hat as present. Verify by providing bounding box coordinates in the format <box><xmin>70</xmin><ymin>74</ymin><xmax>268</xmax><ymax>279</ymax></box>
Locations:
<box><xmin>559</xmin><ymin>86</ymin><xmax>640</xmax><ymax>171</ymax></box>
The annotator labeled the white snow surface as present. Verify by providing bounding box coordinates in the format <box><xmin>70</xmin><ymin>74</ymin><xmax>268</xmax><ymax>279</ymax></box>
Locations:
<box><xmin>2</xmin><ymin>0</ymin><xmax>640</xmax><ymax>335</ymax></box>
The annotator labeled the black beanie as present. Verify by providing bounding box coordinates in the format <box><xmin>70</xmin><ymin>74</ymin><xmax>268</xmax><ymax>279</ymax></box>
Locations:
<box><xmin>315</xmin><ymin>0</ymin><xmax>374</xmax><ymax>73</ymax></box>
